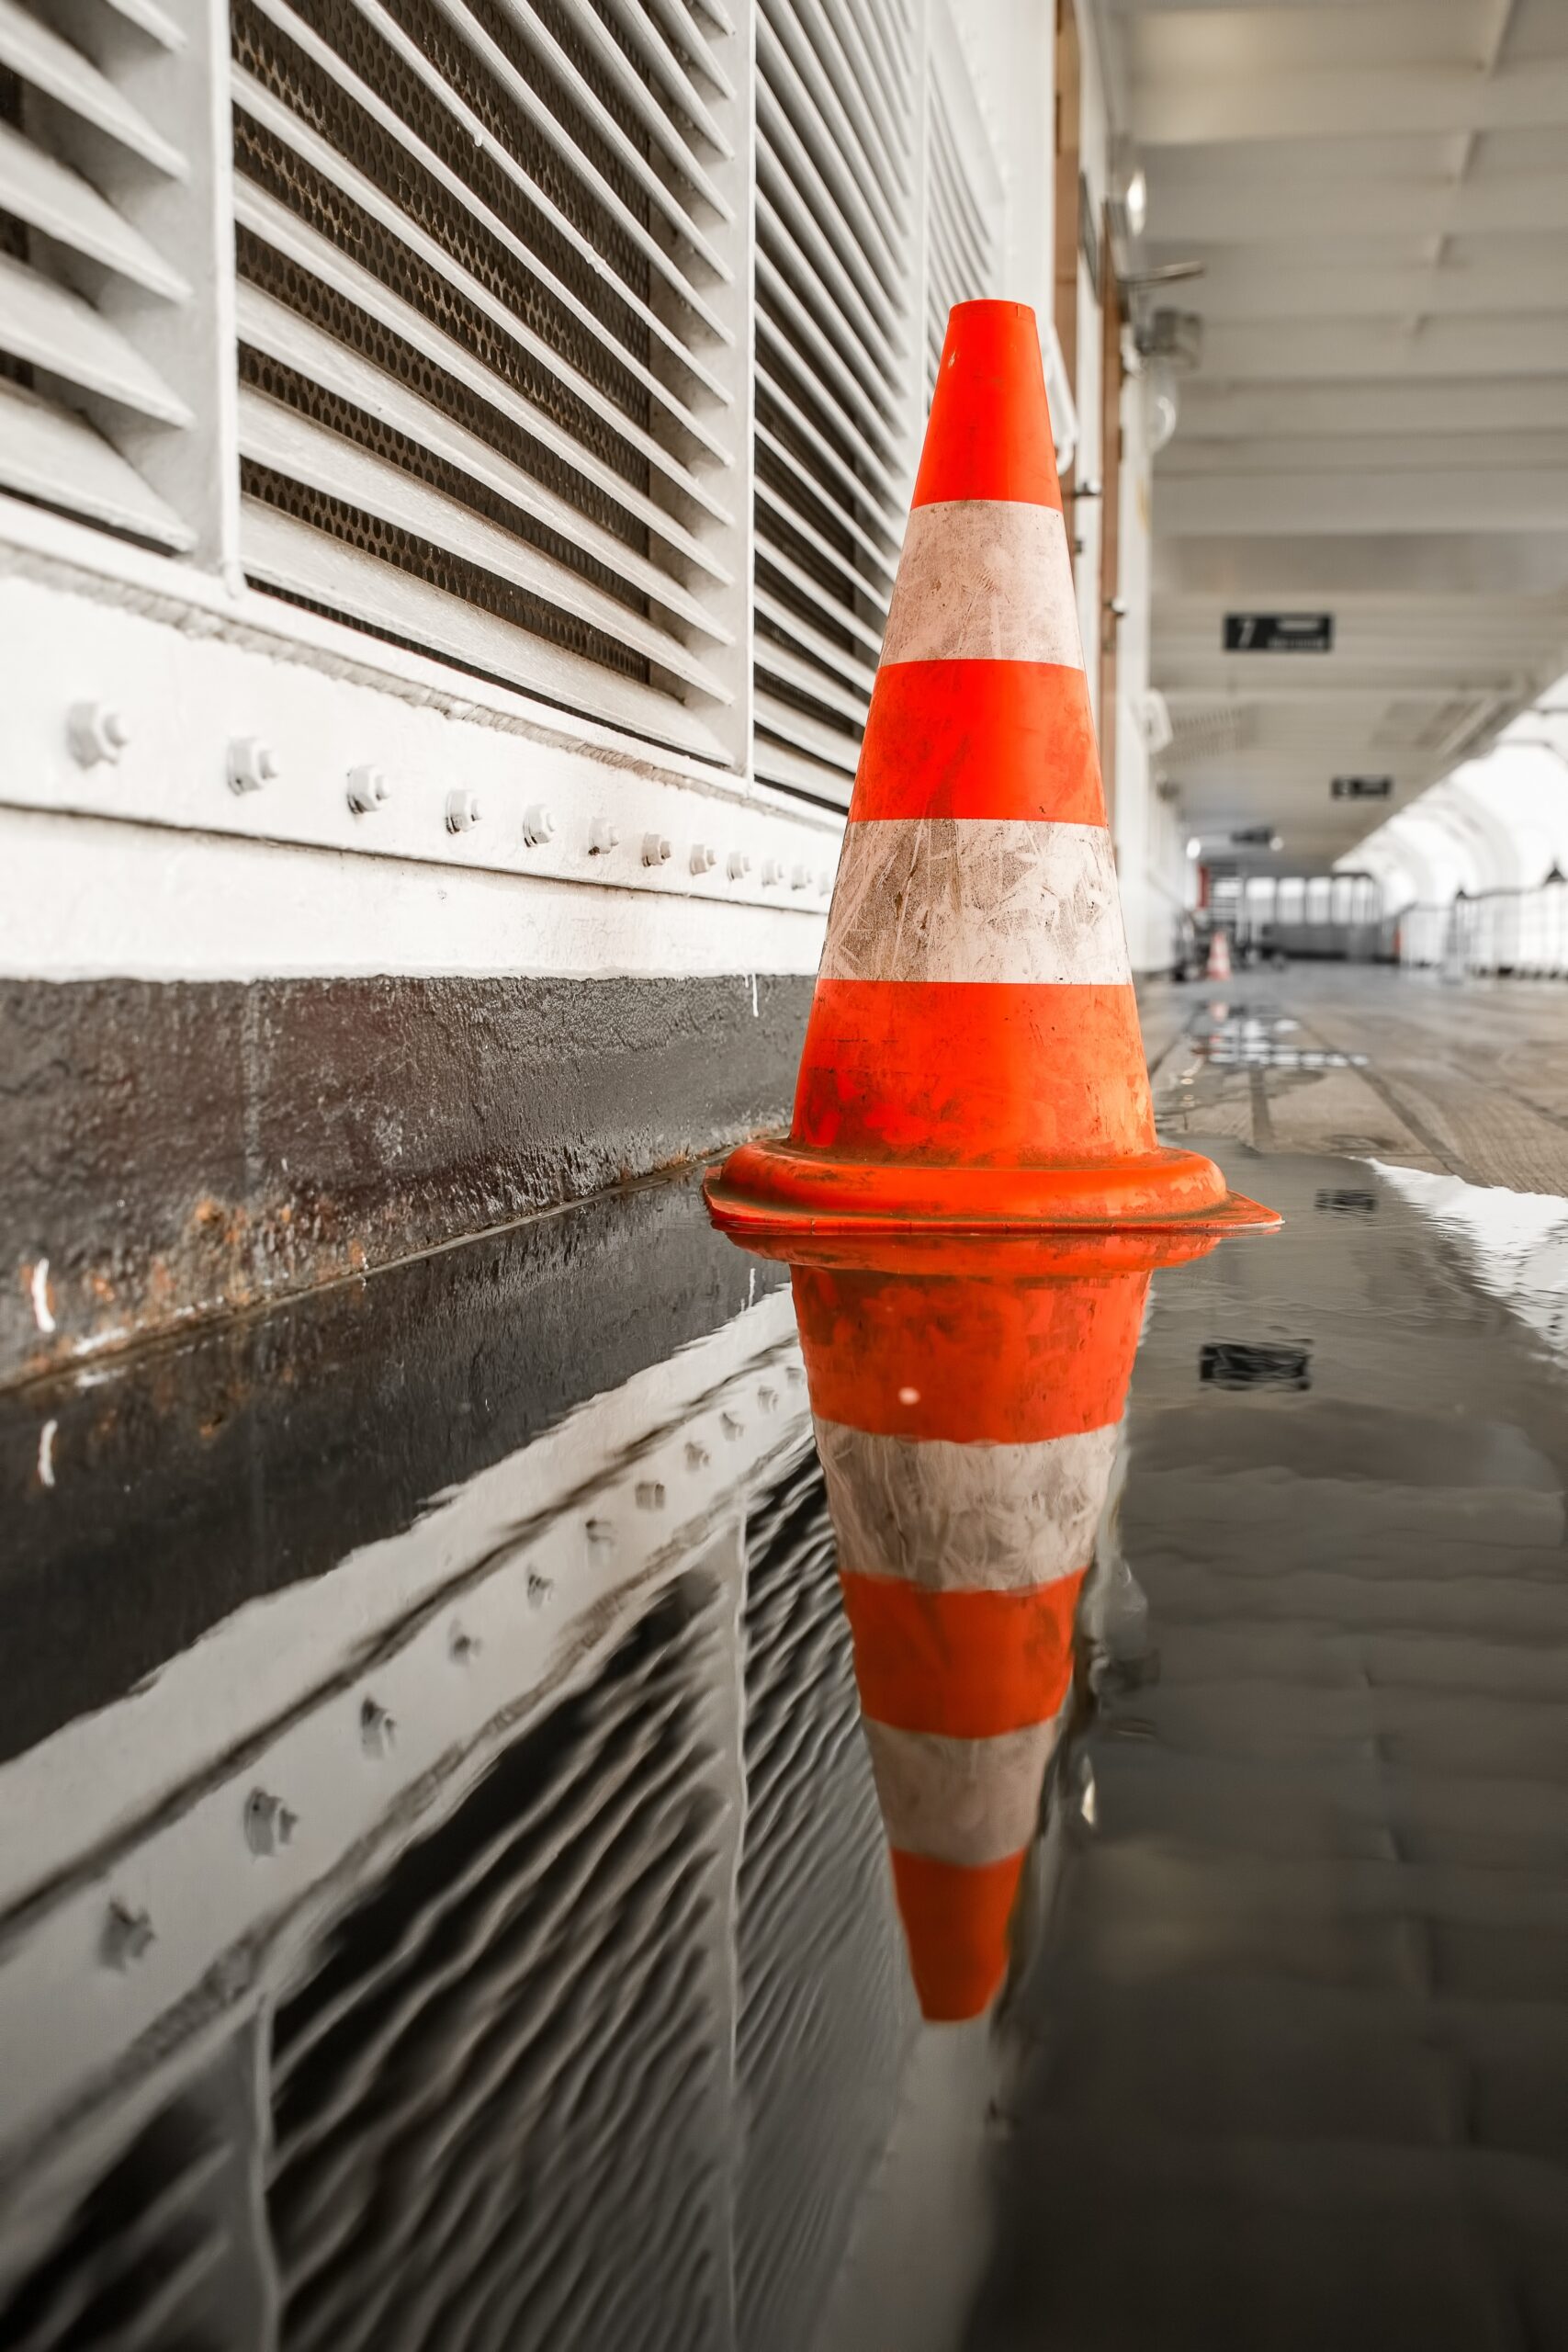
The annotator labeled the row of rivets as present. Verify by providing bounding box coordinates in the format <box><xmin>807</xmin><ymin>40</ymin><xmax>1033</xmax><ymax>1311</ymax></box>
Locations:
<box><xmin>96</xmin><ymin>1378</ymin><xmax>799</xmax><ymax>1966</ymax></box>
<box><xmin>64</xmin><ymin>708</ymin><xmax>830</xmax><ymax>887</ymax></box>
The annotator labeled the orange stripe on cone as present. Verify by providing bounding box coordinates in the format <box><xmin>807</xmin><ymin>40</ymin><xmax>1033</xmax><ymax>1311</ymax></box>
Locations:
<box><xmin>791</xmin><ymin>1261</ymin><xmax>1147</xmax><ymax>1443</ymax></box>
<box><xmin>705</xmin><ymin>295</ymin><xmax>1278</xmax><ymax>1244</ymax></box>
<box><xmin>912</xmin><ymin>300</ymin><xmax>1062</xmax><ymax>511</ymax></box>
<box><xmin>852</xmin><ymin>662</ymin><xmax>1105</xmax><ymax>827</ymax></box>
<box><xmin>794</xmin><ymin>980</ymin><xmax>1154</xmax><ymax>1166</ymax></box>
<box><xmin>840</xmin><ymin>1570</ymin><xmax>1084</xmax><ymax>1739</ymax></box>
<box><xmin>890</xmin><ymin>1849</ymin><xmax>1027</xmax><ymax>2023</ymax></box>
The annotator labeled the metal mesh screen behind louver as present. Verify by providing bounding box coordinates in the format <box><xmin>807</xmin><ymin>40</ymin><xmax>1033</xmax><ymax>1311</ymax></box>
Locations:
<box><xmin>750</xmin><ymin>0</ymin><xmax>915</xmax><ymax>808</ymax></box>
<box><xmin>231</xmin><ymin>0</ymin><xmax>742</xmax><ymax>756</ymax></box>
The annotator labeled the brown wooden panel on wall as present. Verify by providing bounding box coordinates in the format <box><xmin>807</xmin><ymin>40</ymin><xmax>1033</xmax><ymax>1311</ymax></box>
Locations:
<box><xmin>1054</xmin><ymin>0</ymin><xmax>1081</xmax><ymax>480</ymax></box>
<box><xmin>1100</xmin><ymin>210</ymin><xmax>1124</xmax><ymax>831</ymax></box>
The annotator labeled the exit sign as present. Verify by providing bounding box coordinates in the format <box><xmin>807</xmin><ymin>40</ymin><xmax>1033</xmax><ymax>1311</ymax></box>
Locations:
<box><xmin>1224</xmin><ymin>613</ymin><xmax>1335</xmax><ymax>653</ymax></box>
<box><xmin>1332</xmin><ymin>776</ymin><xmax>1393</xmax><ymax>800</ymax></box>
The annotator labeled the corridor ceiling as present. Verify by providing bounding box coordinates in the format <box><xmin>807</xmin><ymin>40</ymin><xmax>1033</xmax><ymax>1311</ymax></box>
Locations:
<box><xmin>1105</xmin><ymin>0</ymin><xmax>1568</xmax><ymax>868</ymax></box>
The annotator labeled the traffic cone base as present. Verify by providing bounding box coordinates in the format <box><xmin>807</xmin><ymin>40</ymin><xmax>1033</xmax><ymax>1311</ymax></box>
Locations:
<box><xmin>705</xmin><ymin>300</ymin><xmax>1279</xmax><ymax>1245</ymax></box>
<box><xmin>707</xmin><ymin>1134</ymin><xmax>1276</xmax><ymax>1237</ymax></box>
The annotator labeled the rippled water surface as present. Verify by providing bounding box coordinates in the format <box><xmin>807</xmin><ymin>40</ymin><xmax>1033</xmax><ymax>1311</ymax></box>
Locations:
<box><xmin>3</xmin><ymin>1142</ymin><xmax>1566</xmax><ymax>2350</ymax></box>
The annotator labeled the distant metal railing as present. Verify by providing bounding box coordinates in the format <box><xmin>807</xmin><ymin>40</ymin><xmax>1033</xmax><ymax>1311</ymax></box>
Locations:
<box><xmin>1396</xmin><ymin>878</ymin><xmax>1568</xmax><ymax>978</ymax></box>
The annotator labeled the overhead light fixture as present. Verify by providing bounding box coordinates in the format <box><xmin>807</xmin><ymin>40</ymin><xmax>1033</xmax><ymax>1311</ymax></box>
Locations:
<box><xmin>1125</xmin><ymin>169</ymin><xmax>1147</xmax><ymax>237</ymax></box>
<box><xmin>1186</xmin><ymin>837</ymin><xmax>1202</xmax><ymax>860</ymax></box>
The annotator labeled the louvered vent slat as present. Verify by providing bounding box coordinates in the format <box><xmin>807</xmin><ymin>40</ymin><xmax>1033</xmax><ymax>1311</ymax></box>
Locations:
<box><xmin>925</xmin><ymin>70</ymin><xmax>997</xmax><ymax>400</ymax></box>
<box><xmin>737</xmin><ymin>1451</ymin><xmax>919</xmax><ymax>2352</ymax></box>
<box><xmin>752</xmin><ymin>0</ymin><xmax>915</xmax><ymax>812</ymax></box>
<box><xmin>0</xmin><ymin>0</ymin><xmax>199</xmax><ymax>544</ymax></box>
<box><xmin>266</xmin><ymin>1573</ymin><xmax>732</xmax><ymax>2352</ymax></box>
<box><xmin>233</xmin><ymin>0</ymin><xmax>743</xmax><ymax>757</ymax></box>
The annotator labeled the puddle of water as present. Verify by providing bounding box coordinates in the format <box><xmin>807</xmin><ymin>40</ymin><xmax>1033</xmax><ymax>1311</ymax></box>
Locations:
<box><xmin>1176</xmin><ymin>1003</ymin><xmax>1367</xmax><ymax>1075</ymax></box>
<box><xmin>1</xmin><ymin>1148</ymin><xmax>1565</xmax><ymax>2349</ymax></box>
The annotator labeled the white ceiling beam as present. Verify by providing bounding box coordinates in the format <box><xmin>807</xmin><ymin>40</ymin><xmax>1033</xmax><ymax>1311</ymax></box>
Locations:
<box><xmin>1161</xmin><ymin>432</ymin><xmax>1568</xmax><ymax>475</ymax></box>
<box><xmin>1133</xmin><ymin>62</ymin><xmax>1568</xmax><ymax>146</ymax></box>
<box><xmin>1159</xmin><ymin>254</ymin><xmax>1568</xmax><ymax>322</ymax></box>
<box><xmin>1173</xmin><ymin>379</ymin><xmax>1568</xmax><ymax>436</ymax></box>
<box><xmin>1143</xmin><ymin>173</ymin><xmax>1568</xmax><ymax>243</ymax></box>
<box><xmin>1155</xmin><ymin>529</ymin><xmax>1568</xmax><ymax>596</ymax></box>
<box><xmin>1157</xmin><ymin>467</ymin><xmax>1568</xmax><ymax>534</ymax></box>
<box><xmin>1200</xmin><ymin>314</ymin><xmax>1568</xmax><ymax>379</ymax></box>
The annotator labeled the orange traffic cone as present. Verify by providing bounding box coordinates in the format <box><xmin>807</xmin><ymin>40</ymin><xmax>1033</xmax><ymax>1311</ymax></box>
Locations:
<box><xmin>708</xmin><ymin>300</ymin><xmax>1277</xmax><ymax>1242</ymax></box>
<box><xmin>786</xmin><ymin>1229</ymin><xmax>1211</xmax><ymax>2019</ymax></box>
<box><xmin>1205</xmin><ymin>928</ymin><xmax>1233</xmax><ymax>983</ymax></box>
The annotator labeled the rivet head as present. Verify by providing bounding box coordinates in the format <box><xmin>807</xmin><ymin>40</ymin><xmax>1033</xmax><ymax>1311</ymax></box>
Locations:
<box><xmin>790</xmin><ymin>863</ymin><xmax>811</xmax><ymax>891</ymax></box>
<box><xmin>446</xmin><ymin>788</ymin><xmax>480</xmax><ymax>832</ymax></box>
<box><xmin>641</xmin><ymin>831</ymin><xmax>672</xmax><ymax>867</ymax></box>
<box><xmin>588</xmin><ymin>818</ymin><xmax>620</xmax><ymax>854</ymax></box>
<box><xmin>690</xmin><ymin>842</ymin><xmax>717</xmax><ymax>876</ymax></box>
<box><xmin>360</xmin><ymin>1697</ymin><xmax>397</xmax><ymax>1757</ymax></box>
<box><xmin>346</xmin><ymin>763</ymin><xmax>389</xmax><ymax>814</ymax></box>
<box><xmin>758</xmin><ymin>1385</ymin><xmax>778</xmax><ymax>1413</ymax></box>
<box><xmin>818</xmin><ymin>869</ymin><xmax>832</xmax><ymax>894</ymax></box>
<box><xmin>685</xmin><ymin>1440</ymin><xmax>711</xmax><ymax>1471</ymax></box>
<box><xmin>522</xmin><ymin>803</ymin><xmax>556</xmax><ymax>846</ymax></box>
<box><xmin>450</xmin><ymin>1624</ymin><xmax>480</xmax><ymax>1664</ymax></box>
<box><xmin>586</xmin><ymin>1518</ymin><xmax>615</xmax><ymax>1549</ymax></box>
<box><xmin>526</xmin><ymin>1569</ymin><xmax>553</xmax><ymax>1608</ymax></box>
<box><xmin>68</xmin><ymin>702</ymin><xmax>130</xmax><ymax>768</ymax></box>
<box><xmin>761</xmin><ymin>859</ymin><xmax>784</xmax><ymax>887</ymax></box>
<box><xmin>635</xmin><ymin>1479</ymin><xmax>666</xmax><ymax>1510</ymax></box>
<box><xmin>101</xmin><ymin>1899</ymin><xmax>154</xmax><ymax>1971</ymax></box>
<box><xmin>727</xmin><ymin>851</ymin><xmax>751</xmax><ymax>881</ymax></box>
<box><xmin>228</xmin><ymin>737</ymin><xmax>279</xmax><ymax>794</ymax></box>
<box><xmin>244</xmin><ymin>1788</ymin><xmax>297</xmax><ymax>1857</ymax></box>
<box><xmin>720</xmin><ymin>1411</ymin><xmax>744</xmax><ymax>1440</ymax></box>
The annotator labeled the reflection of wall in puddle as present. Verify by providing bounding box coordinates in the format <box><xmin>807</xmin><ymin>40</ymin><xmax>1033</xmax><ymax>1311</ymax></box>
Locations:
<box><xmin>0</xmin><ymin>1287</ymin><xmax>918</xmax><ymax>2351</ymax></box>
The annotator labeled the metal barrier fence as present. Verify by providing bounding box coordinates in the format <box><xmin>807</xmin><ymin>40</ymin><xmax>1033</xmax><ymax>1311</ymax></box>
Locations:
<box><xmin>1396</xmin><ymin>880</ymin><xmax>1568</xmax><ymax>978</ymax></box>
<box><xmin>1205</xmin><ymin>871</ymin><xmax>1386</xmax><ymax>963</ymax></box>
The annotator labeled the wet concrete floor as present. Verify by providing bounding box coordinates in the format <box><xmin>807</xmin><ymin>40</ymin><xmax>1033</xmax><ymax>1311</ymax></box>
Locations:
<box><xmin>3</xmin><ymin>1015</ymin><xmax>1567</xmax><ymax>2349</ymax></box>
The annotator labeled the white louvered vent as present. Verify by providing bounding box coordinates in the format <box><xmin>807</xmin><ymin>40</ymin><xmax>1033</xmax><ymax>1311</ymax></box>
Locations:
<box><xmin>750</xmin><ymin>0</ymin><xmax>915</xmax><ymax>810</ymax></box>
<box><xmin>923</xmin><ymin>65</ymin><xmax>993</xmax><ymax>400</ymax></box>
<box><xmin>231</xmin><ymin>0</ymin><xmax>748</xmax><ymax>761</ymax></box>
<box><xmin>0</xmin><ymin>0</ymin><xmax>202</xmax><ymax>549</ymax></box>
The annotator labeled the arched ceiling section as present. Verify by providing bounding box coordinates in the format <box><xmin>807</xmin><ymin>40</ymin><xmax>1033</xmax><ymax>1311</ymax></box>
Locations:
<box><xmin>1343</xmin><ymin>671</ymin><xmax>1568</xmax><ymax>903</ymax></box>
<box><xmin>1101</xmin><ymin>0</ymin><xmax>1568</xmax><ymax>872</ymax></box>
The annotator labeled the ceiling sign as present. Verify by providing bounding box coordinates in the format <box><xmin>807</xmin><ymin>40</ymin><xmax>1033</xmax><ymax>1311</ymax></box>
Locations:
<box><xmin>1331</xmin><ymin>776</ymin><xmax>1393</xmax><ymax>800</ymax></box>
<box><xmin>1223</xmin><ymin>613</ymin><xmax>1334</xmax><ymax>653</ymax></box>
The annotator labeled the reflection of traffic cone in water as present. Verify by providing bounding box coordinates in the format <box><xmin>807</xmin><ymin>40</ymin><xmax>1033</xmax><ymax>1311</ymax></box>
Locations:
<box><xmin>1205</xmin><ymin>929</ymin><xmax>1233</xmax><ymax>983</ymax></box>
<box><xmin>707</xmin><ymin>300</ymin><xmax>1277</xmax><ymax>1241</ymax></box>
<box><xmin>788</xmin><ymin>1232</ymin><xmax>1201</xmax><ymax>2019</ymax></box>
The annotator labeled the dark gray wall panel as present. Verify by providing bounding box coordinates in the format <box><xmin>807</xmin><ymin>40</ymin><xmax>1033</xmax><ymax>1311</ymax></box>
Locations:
<box><xmin>0</xmin><ymin>972</ymin><xmax>813</xmax><ymax>1386</ymax></box>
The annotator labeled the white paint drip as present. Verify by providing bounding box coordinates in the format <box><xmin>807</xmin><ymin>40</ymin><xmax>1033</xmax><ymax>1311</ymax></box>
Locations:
<box><xmin>37</xmin><ymin>1419</ymin><xmax>57</xmax><ymax>1489</ymax></box>
<box><xmin>29</xmin><ymin>1258</ymin><xmax>55</xmax><ymax>1334</ymax></box>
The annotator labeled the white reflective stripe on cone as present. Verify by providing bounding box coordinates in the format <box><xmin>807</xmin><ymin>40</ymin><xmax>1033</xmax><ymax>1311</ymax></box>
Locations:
<box><xmin>880</xmin><ymin>502</ymin><xmax>1082</xmax><ymax>670</ymax></box>
<box><xmin>817</xmin><ymin>1420</ymin><xmax>1119</xmax><ymax>1591</ymax></box>
<box><xmin>819</xmin><ymin>819</ymin><xmax>1131</xmax><ymax>987</ymax></box>
<box><xmin>864</xmin><ymin>1717</ymin><xmax>1065</xmax><ymax>1868</ymax></box>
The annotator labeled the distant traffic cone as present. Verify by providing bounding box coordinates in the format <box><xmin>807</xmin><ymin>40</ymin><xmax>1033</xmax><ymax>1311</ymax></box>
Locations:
<box><xmin>1205</xmin><ymin>928</ymin><xmax>1233</xmax><ymax>983</ymax></box>
<box><xmin>787</xmin><ymin>1230</ymin><xmax>1201</xmax><ymax>2019</ymax></box>
<box><xmin>708</xmin><ymin>300</ymin><xmax>1277</xmax><ymax>1242</ymax></box>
